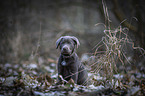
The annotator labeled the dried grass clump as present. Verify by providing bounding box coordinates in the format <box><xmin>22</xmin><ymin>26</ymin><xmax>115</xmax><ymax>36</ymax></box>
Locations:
<box><xmin>89</xmin><ymin>0</ymin><xmax>145</xmax><ymax>86</ymax></box>
<box><xmin>89</xmin><ymin>25</ymin><xmax>145</xmax><ymax>88</ymax></box>
<box><xmin>94</xmin><ymin>27</ymin><xmax>131</xmax><ymax>79</ymax></box>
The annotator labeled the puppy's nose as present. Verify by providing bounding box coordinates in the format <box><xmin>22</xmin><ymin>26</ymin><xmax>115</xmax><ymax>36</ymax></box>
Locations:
<box><xmin>63</xmin><ymin>47</ymin><xmax>68</xmax><ymax>51</ymax></box>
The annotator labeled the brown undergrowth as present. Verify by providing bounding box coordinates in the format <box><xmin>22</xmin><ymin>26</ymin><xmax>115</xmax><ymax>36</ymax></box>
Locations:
<box><xmin>87</xmin><ymin>0</ymin><xmax>145</xmax><ymax>88</ymax></box>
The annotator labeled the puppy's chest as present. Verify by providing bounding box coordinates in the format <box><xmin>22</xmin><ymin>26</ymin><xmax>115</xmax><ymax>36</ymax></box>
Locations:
<box><xmin>61</xmin><ymin>66</ymin><xmax>71</xmax><ymax>77</ymax></box>
<box><xmin>61</xmin><ymin>59</ymin><xmax>77</xmax><ymax>75</ymax></box>
<box><xmin>62</xmin><ymin>60</ymin><xmax>73</xmax><ymax>65</ymax></box>
<box><xmin>61</xmin><ymin>57</ymin><xmax>75</xmax><ymax>65</ymax></box>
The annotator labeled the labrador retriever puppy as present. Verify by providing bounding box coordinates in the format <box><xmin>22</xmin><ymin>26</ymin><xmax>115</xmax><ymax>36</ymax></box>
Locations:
<box><xmin>56</xmin><ymin>36</ymin><xmax>88</xmax><ymax>85</ymax></box>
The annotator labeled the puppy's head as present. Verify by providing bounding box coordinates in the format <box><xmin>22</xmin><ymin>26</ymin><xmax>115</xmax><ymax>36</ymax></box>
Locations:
<box><xmin>56</xmin><ymin>36</ymin><xmax>80</xmax><ymax>56</ymax></box>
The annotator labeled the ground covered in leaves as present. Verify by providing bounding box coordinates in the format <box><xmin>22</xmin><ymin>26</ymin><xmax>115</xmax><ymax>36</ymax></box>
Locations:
<box><xmin>0</xmin><ymin>56</ymin><xmax>145</xmax><ymax>96</ymax></box>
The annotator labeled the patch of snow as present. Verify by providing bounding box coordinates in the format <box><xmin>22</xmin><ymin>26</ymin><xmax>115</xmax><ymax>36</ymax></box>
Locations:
<box><xmin>114</xmin><ymin>74</ymin><xmax>123</xmax><ymax>79</ymax></box>
<box><xmin>51</xmin><ymin>74</ymin><xmax>58</xmax><ymax>78</ymax></box>
<box><xmin>88</xmin><ymin>73</ymin><xmax>93</xmax><ymax>77</ymax></box>
<box><xmin>93</xmin><ymin>75</ymin><xmax>103</xmax><ymax>80</ymax></box>
<box><xmin>50</xmin><ymin>63</ymin><xmax>56</xmax><ymax>67</ymax></box>
<box><xmin>81</xmin><ymin>54</ymin><xmax>89</xmax><ymax>62</ymax></box>
<box><xmin>73</xmin><ymin>87</ymin><xmax>79</xmax><ymax>91</ymax></box>
<box><xmin>14</xmin><ymin>64</ymin><xmax>19</xmax><ymax>69</ymax></box>
<box><xmin>129</xmin><ymin>86</ymin><xmax>140</xmax><ymax>95</ymax></box>
<box><xmin>13</xmin><ymin>71</ymin><xmax>19</xmax><ymax>76</ymax></box>
<box><xmin>27</xmin><ymin>63</ymin><xmax>38</xmax><ymax>69</ymax></box>
<box><xmin>45</xmin><ymin>66</ymin><xmax>55</xmax><ymax>73</ymax></box>
<box><xmin>136</xmin><ymin>73</ymin><xmax>142</xmax><ymax>78</ymax></box>
<box><xmin>5</xmin><ymin>63</ymin><xmax>11</xmax><ymax>68</ymax></box>
<box><xmin>32</xmin><ymin>71</ymin><xmax>37</xmax><ymax>75</ymax></box>
<box><xmin>88</xmin><ymin>85</ymin><xmax>104</xmax><ymax>90</ymax></box>
<box><xmin>0</xmin><ymin>77</ymin><xmax>5</xmax><ymax>82</ymax></box>
<box><xmin>34</xmin><ymin>91</ymin><xmax>64</xmax><ymax>96</ymax></box>
<box><xmin>3</xmin><ymin>77</ymin><xmax>17</xmax><ymax>86</ymax></box>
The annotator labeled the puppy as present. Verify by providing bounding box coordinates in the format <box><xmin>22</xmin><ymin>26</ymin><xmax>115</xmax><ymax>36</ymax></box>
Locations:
<box><xmin>56</xmin><ymin>36</ymin><xmax>88</xmax><ymax>85</ymax></box>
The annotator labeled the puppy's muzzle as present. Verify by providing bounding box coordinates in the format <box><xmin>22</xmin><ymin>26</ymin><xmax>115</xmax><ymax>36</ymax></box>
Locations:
<box><xmin>61</xmin><ymin>45</ymin><xmax>71</xmax><ymax>55</ymax></box>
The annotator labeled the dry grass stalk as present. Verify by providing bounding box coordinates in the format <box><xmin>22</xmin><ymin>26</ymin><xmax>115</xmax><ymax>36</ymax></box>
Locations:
<box><xmin>89</xmin><ymin>0</ymin><xmax>145</xmax><ymax>86</ymax></box>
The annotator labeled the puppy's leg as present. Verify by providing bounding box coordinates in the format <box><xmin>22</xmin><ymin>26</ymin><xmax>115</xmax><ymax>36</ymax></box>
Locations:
<box><xmin>57</xmin><ymin>57</ymin><xmax>63</xmax><ymax>84</ymax></box>
<box><xmin>77</xmin><ymin>64</ymin><xmax>88</xmax><ymax>85</ymax></box>
<box><xmin>70</xmin><ymin>66</ymin><xmax>78</xmax><ymax>84</ymax></box>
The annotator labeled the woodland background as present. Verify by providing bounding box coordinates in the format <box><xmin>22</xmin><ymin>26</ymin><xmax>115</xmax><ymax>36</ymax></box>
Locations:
<box><xmin>0</xmin><ymin>0</ymin><xmax>145</xmax><ymax>63</ymax></box>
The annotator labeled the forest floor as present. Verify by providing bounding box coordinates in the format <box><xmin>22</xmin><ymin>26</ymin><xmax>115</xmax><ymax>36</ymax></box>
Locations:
<box><xmin>0</xmin><ymin>56</ymin><xmax>145</xmax><ymax>96</ymax></box>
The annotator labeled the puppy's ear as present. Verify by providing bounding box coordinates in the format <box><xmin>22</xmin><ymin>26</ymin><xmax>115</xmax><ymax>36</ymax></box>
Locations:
<box><xmin>56</xmin><ymin>37</ymin><xmax>63</xmax><ymax>49</ymax></box>
<box><xmin>71</xmin><ymin>36</ymin><xmax>80</xmax><ymax>48</ymax></box>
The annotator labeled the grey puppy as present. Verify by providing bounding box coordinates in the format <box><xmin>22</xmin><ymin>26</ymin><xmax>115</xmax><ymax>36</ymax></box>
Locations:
<box><xmin>56</xmin><ymin>36</ymin><xmax>88</xmax><ymax>85</ymax></box>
